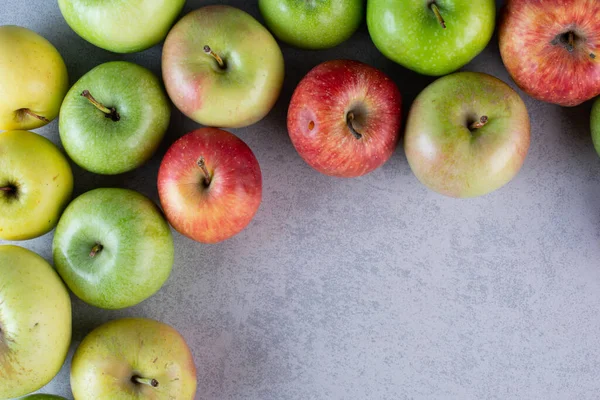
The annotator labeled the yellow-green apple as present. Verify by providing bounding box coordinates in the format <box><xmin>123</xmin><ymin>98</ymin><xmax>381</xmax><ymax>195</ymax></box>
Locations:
<box><xmin>404</xmin><ymin>72</ymin><xmax>530</xmax><ymax>198</ymax></box>
<box><xmin>162</xmin><ymin>5</ymin><xmax>285</xmax><ymax>128</ymax></box>
<box><xmin>58</xmin><ymin>0</ymin><xmax>186</xmax><ymax>53</ymax></box>
<box><xmin>287</xmin><ymin>59</ymin><xmax>402</xmax><ymax>177</ymax></box>
<box><xmin>0</xmin><ymin>26</ymin><xmax>68</xmax><ymax>130</ymax></box>
<box><xmin>71</xmin><ymin>318</ymin><xmax>196</xmax><ymax>400</ymax></box>
<box><xmin>53</xmin><ymin>188</ymin><xmax>174</xmax><ymax>310</ymax></box>
<box><xmin>499</xmin><ymin>0</ymin><xmax>600</xmax><ymax>107</ymax></box>
<box><xmin>0</xmin><ymin>130</ymin><xmax>73</xmax><ymax>240</ymax></box>
<box><xmin>158</xmin><ymin>128</ymin><xmax>262</xmax><ymax>244</ymax></box>
<box><xmin>0</xmin><ymin>245</ymin><xmax>72</xmax><ymax>399</ymax></box>
<box><xmin>19</xmin><ymin>395</ymin><xmax>66</xmax><ymax>400</ymax></box>
<box><xmin>367</xmin><ymin>0</ymin><xmax>496</xmax><ymax>76</ymax></box>
<box><xmin>59</xmin><ymin>61</ymin><xmax>171</xmax><ymax>175</ymax></box>
<box><xmin>258</xmin><ymin>0</ymin><xmax>363</xmax><ymax>50</ymax></box>
<box><xmin>592</xmin><ymin>97</ymin><xmax>600</xmax><ymax>156</ymax></box>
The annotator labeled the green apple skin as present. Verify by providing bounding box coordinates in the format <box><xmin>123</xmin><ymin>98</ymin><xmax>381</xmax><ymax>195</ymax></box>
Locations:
<box><xmin>404</xmin><ymin>72</ymin><xmax>531</xmax><ymax>198</ymax></box>
<box><xmin>367</xmin><ymin>0</ymin><xmax>496</xmax><ymax>76</ymax></box>
<box><xmin>162</xmin><ymin>5</ymin><xmax>285</xmax><ymax>128</ymax></box>
<box><xmin>592</xmin><ymin>98</ymin><xmax>600</xmax><ymax>156</ymax></box>
<box><xmin>58</xmin><ymin>0</ymin><xmax>186</xmax><ymax>53</ymax></box>
<box><xmin>258</xmin><ymin>0</ymin><xmax>363</xmax><ymax>49</ymax></box>
<box><xmin>0</xmin><ymin>246</ymin><xmax>72</xmax><ymax>399</ymax></box>
<box><xmin>0</xmin><ymin>26</ymin><xmax>69</xmax><ymax>130</ymax></box>
<box><xmin>0</xmin><ymin>130</ymin><xmax>74</xmax><ymax>241</ymax></box>
<box><xmin>71</xmin><ymin>318</ymin><xmax>197</xmax><ymax>400</ymax></box>
<box><xmin>19</xmin><ymin>395</ymin><xmax>67</xmax><ymax>400</ymax></box>
<box><xmin>53</xmin><ymin>188</ymin><xmax>174</xmax><ymax>310</ymax></box>
<box><xmin>59</xmin><ymin>61</ymin><xmax>171</xmax><ymax>175</ymax></box>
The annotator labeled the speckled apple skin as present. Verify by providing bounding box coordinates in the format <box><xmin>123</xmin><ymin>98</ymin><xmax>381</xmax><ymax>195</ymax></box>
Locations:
<box><xmin>0</xmin><ymin>245</ymin><xmax>72</xmax><ymax>399</ymax></box>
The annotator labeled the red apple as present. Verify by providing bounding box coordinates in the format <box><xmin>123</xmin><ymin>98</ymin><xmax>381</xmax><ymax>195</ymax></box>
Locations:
<box><xmin>287</xmin><ymin>59</ymin><xmax>402</xmax><ymax>178</ymax></box>
<box><xmin>499</xmin><ymin>0</ymin><xmax>600</xmax><ymax>107</ymax></box>
<box><xmin>157</xmin><ymin>128</ymin><xmax>262</xmax><ymax>244</ymax></box>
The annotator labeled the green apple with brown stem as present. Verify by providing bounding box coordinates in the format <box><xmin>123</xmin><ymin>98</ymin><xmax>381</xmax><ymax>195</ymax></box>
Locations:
<box><xmin>71</xmin><ymin>318</ymin><xmax>197</xmax><ymax>400</ymax></box>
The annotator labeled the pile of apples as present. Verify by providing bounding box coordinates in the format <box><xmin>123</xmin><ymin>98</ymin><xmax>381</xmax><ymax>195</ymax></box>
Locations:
<box><xmin>1</xmin><ymin>0</ymin><xmax>599</xmax><ymax>399</ymax></box>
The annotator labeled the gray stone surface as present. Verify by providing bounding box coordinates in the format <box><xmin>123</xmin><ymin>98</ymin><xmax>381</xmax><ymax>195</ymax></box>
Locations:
<box><xmin>2</xmin><ymin>0</ymin><xmax>600</xmax><ymax>399</ymax></box>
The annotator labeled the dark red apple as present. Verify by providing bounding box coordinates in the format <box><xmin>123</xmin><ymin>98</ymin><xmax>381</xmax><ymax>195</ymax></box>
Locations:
<box><xmin>499</xmin><ymin>0</ymin><xmax>600</xmax><ymax>107</ymax></box>
<box><xmin>287</xmin><ymin>60</ymin><xmax>402</xmax><ymax>177</ymax></box>
<box><xmin>157</xmin><ymin>128</ymin><xmax>262</xmax><ymax>244</ymax></box>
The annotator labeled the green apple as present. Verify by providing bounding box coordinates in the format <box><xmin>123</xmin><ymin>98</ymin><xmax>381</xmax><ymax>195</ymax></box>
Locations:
<box><xmin>0</xmin><ymin>130</ymin><xmax>73</xmax><ymax>240</ymax></box>
<box><xmin>19</xmin><ymin>395</ymin><xmax>67</xmax><ymax>400</ymax></box>
<box><xmin>58</xmin><ymin>0</ymin><xmax>186</xmax><ymax>53</ymax></box>
<box><xmin>0</xmin><ymin>26</ymin><xmax>68</xmax><ymax>130</ymax></box>
<box><xmin>53</xmin><ymin>188</ymin><xmax>174</xmax><ymax>309</ymax></box>
<box><xmin>367</xmin><ymin>0</ymin><xmax>496</xmax><ymax>76</ymax></box>
<box><xmin>162</xmin><ymin>5</ymin><xmax>285</xmax><ymax>128</ymax></box>
<box><xmin>592</xmin><ymin>98</ymin><xmax>600</xmax><ymax>156</ymax></box>
<box><xmin>0</xmin><ymin>245</ymin><xmax>72</xmax><ymax>399</ymax></box>
<box><xmin>404</xmin><ymin>72</ymin><xmax>531</xmax><ymax>198</ymax></box>
<box><xmin>59</xmin><ymin>61</ymin><xmax>171</xmax><ymax>175</ymax></box>
<box><xmin>71</xmin><ymin>318</ymin><xmax>197</xmax><ymax>400</ymax></box>
<box><xmin>258</xmin><ymin>0</ymin><xmax>363</xmax><ymax>49</ymax></box>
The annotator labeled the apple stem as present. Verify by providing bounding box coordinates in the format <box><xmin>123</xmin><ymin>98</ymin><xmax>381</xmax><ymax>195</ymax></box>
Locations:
<box><xmin>567</xmin><ymin>31</ymin><xmax>575</xmax><ymax>52</ymax></box>
<box><xmin>18</xmin><ymin>108</ymin><xmax>50</xmax><ymax>123</ymax></box>
<box><xmin>346</xmin><ymin>112</ymin><xmax>363</xmax><ymax>140</ymax></box>
<box><xmin>203</xmin><ymin>45</ymin><xmax>226</xmax><ymax>69</ymax></box>
<box><xmin>197</xmin><ymin>157</ymin><xmax>212</xmax><ymax>187</ymax></box>
<box><xmin>81</xmin><ymin>90</ymin><xmax>120</xmax><ymax>122</ymax></box>
<box><xmin>429</xmin><ymin>2</ymin><xmax>446</xmax><ymax>29</ymax></box>
<box><xmin>470</xmin><ymin>116</ymin><xmax>489</xmax><ymax>130</ymax></box>
<box><xmin>89</xmin><ymin>243</ymin><xmax>104</xmax><ymax>258</ymax></box>
<box><xmin>132</xmin><ymin>376</ymin><xmax>159</xmax><ymax>388</ymax></box>
<box><xmin>0</xmin><ymin>187</ymin><xmax>13</xmax><ymax>192</ymax></box>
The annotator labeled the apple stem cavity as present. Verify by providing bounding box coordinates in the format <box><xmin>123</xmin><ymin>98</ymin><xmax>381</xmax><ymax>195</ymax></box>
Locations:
<box><xmin>346</xmin><ymin>112</ymin><xmax>363</xmax><ymax>140</ymax></box>
<box><xmin>203</xmin><ymin>45</ymin><xmax>226</xmax><ymax>69</ymax></box>
<box><xmin>197</xmin><ymin>157</ymin><xmax>212</xmax><ymax>187</ymax></box>
<box><xmin>89</xmin><ymin>243</ymin><xmax>104</xmax><ymax>258</ymax></box>
<box><xmin>17</xmin><ymin>108</ymin><xmax>50</xmax><ymax>123</ymax></box>
<box><xmin>429</xmin><ymin>2</ymin><xmax>446</xmax><ymax>29</ymax></box>
<box><xmin>132</xmin><ymin>375</ymin><xmax>159</xmax><ymax>388</ymax></box>
<box><xmin>470</xmin><ymin>116</ymin><xmax>489</xmax><ymax>130</ymax></box>
<box><xmin>81</xmin><ymin>90</ymin><xmax>121</xmax><ymax>122</ymax></box>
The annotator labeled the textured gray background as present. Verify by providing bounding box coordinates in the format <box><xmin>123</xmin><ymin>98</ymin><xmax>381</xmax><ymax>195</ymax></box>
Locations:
<box><xmin>2</xmin><ymin>1</ymin><xmax>600</xmax><ymax>399</ymax></box>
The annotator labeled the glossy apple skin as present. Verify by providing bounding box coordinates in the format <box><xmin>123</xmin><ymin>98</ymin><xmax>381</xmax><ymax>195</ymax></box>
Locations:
<box><xmin>58</xmin><ymin>0</ymin><xmax>186</xmax><ymax>53</ymax></box>
<box><xmin>0</xmin><ymin>246</ymin><xmax>71</xmax><ymax>399</ymax></box>
<box><xmin>158</xmin><ymin>128</ymin><xmax>262</xmax><ymax>244</ymax></box>
<box><xmin>287</xmin><ymin>60</ymin><xmax>402</xmax><ymax>177</ymax></box>
<box><xmin>258</xmin><ymin>0</ymin><xmax>363</xmax><ymax>49</ymax></box>
<box><xmin>53</xmin><ymin>188</ymin><xmax>174</xmax><ymax>309</ymax></box>
<box><xmin>162</xmin><ymin>5</ymin><xmax>284</xmax><ymax>128</ymax></box>
<box><xmin>59</xmin><ymin>61</ymin><xmax>171</xmax><ymax>175</ymax></box>
<box><xmin>71</xmin><ymin>318</ymin><xmax>196</xmax><ymax>400</ymax></box>
<box><xmin>499</xmin><ymin>0</ymin><xmax>600</xmax><ymax>107</ymax></box>
<box><xmin>592</xmin><ymin>98</ymin><xmax>600</xmax><ymax>156</ymax></box>
<box><xmin>367</xmin><ymin>0</ymin><xmax>496</xmax><ymax>76</ymax></box>
<box><xmin>0</xmin><ymin>26</ymin><xmax>68</xmax><ymax>130</ymax></box>
<box><xmin>405</xmin><ymin>72</ymin><xmax>530</xmax><ymax>198</ymax></box>
<box><xmin>0</xmin><ymin>130</ymin><xmax>73</xmax><ymax>240</ymax></box>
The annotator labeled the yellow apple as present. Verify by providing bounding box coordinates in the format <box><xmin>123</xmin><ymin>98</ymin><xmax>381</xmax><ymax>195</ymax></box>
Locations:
<box><xmin>0</xmin><ymin>26</ymin><xmax>69</xmax><ymax>131</ymax></box>
<box><xmin>71</xmin><ymin>318</ymin><xmax>197</xmax><ymax>400</ymax></box>
<box><xmin>0</xmin><ymin>130</ymin><xmax>74</xmax><ymax>240</ymax></box>
<box><xmin>0</xmin><ymin>245</ymin><xmax>72</xmax><ymax>399</ymax></box>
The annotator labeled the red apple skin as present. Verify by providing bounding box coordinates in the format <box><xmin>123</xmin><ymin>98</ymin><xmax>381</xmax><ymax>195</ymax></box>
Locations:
<box><xmin>499</xmin><ymin>0</ymin><xmax>600</xmax><ymax>107</ymax></box>
<box><xmin>287</xmin><ymin>60</ymin><xmax>402</xmax><ymax>178</ymax></box>
<box><xmin>157</xmin><ymin>128</ymin><xmax>262</xmax><ymax>244</ymax></box>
